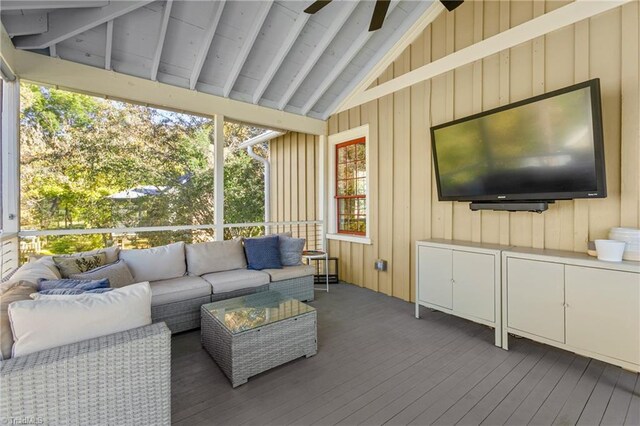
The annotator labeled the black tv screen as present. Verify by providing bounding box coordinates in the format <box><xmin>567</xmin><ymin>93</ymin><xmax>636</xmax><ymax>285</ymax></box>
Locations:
<box><xmin>431</xmin><ymin>79</ymin><xmax>606</xmax><ymax>202</ymax></box>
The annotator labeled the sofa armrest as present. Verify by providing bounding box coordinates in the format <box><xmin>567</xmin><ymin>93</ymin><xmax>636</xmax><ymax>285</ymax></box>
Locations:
<box><xmin>0</xmin><ymin>322</ymin><xmax>171</xmax><ymax>426</ymax></box>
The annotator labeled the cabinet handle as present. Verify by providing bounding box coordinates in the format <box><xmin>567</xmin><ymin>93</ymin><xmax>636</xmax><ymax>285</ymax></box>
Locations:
<box><xmin>451</xmin><ymin>278</ymin><xmax>455</xmax><ymax>285</ymax></box>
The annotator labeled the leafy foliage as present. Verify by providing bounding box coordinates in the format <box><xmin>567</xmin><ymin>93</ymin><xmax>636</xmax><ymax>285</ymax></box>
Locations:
<box><xmin>20</xmin><ymin>84</ymin><xmax>266</xmax><ymax>252</ymax></box>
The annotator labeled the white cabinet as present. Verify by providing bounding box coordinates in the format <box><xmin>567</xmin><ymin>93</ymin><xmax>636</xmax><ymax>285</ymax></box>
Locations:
<box><xmin>506</xmin><ymin>258</ymin><xmax>565</xmax><ymax>343</ymax></box>
<box><xmin>416</xmin><ymin>239</ymin><xmax>506</xmax><ymax>347</ymax></box>
<box><xmin>565</xmin><ymin>266</ymin><xmax>639</xmax><ymax>367</ymax></box>
<box><xmin>503</xmin><ymin>248</ymin><xmax>640</xmax><ymax>372</ymax></box>
<box><xmin>418</xmin><ymin>246</ymin><xmax>452</xmax><ymax>309</ymax></box>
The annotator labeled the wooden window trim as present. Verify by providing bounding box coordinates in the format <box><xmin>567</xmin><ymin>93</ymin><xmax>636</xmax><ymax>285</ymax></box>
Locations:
<box><xmin>335</xmin><ymin>137</ymin><xmax>366</xmax><ymax>236</ymax></box>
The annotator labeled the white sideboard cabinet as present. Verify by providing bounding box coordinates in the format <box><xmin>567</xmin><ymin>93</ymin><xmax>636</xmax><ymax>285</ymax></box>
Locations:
<box><xmin>416</xmin><ymin>239</ymin><xmax>510</xmax><ymax>347</ymax></box>
<box><xmin>502</xmin><ymin>247</ymin><xmax>640</xmax><ymax>372</ymax></box>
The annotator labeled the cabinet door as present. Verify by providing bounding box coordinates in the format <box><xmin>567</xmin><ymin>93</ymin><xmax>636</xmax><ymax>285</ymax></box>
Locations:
<box><xmin>418</xmin><ymin>246</ymin><xmax>452</xmax><ymax>309</ymax></box>
<box><xmin>452</xmin><ymin>251</ymin><xmax>495</xmax><ymax>322</ymax></box>
<box><xmin>507</xmin><ymin>258</ymin><xmax>565</xmax><ymax>343</ymax></box>
<box><xmin>565</xmin><ymin>266</ymin><xmax>640</xmax><ymax>365</ymax></box>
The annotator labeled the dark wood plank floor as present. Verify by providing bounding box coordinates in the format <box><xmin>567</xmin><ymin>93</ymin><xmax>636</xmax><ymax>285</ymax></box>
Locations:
<box><xmin>170</xmin><ymin>284</ymin><xmax>639</xmax><ymax>425</ymax></box>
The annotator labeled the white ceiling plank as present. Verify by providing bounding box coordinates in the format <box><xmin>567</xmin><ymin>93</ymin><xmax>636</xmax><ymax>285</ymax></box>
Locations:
<box><xmin>104</xmin><ymin>20</ymin><xmax>113</xmax><ymax>70</ymax></box>
<box><xmin>222</xmin><ymin>0</ymin><xmax>273</xmax><ymax>98</ymax></box>
<box><xmin>2</xmin><ymin>12</ymin><xmax>47</xmax><ymax>37</ymax></box>
<box><xmin>341</xmin><ymin>0</ymin><xmax>630</xmax><ymax>112</ymax></box>
<box><xmin>10</xmin><ymin>48</ymin><xmax>327</xmax><ymax>134</ymax></box>
<box><xmin>0</xmin><ymin>1</ymin><xmax>109</xmax><ymax>11</ymax></box>
<box><xmin>12</xmin><ymin>1</ymin><xmax>154</xmax><ymax>50</ymax></box>
<box><xmin>251</xmin><ymin>10</ymin><xmax>310</xmax><ymax>104</ymax></box>
<box><xmin>301</xmin><ymin>1</ymin><xmax>400</xmax><ymax>115</ymax></box>
<box><xmin>189</xmin><ymin>0</ymin><xmax>226</xmax><ymax>90</ymax></box>
<box><xmin>276</xmin><ymin>0</ymin><xmax>359</xmax><ymax>111</ymax></box>
<box><xmin>150</xmin><ymin>0</ymin><xmax>172</xmax><ymax>81</ymax></box>
<box><xmin>329</xmin><ymin>0</ymin><xmax>442</xmax><ymax>117</ymax></box>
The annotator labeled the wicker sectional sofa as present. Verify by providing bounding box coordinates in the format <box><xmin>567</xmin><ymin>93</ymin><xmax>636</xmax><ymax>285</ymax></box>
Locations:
<box><xmin>133</xmin><ymin>239</ymin><xmax>315</xmax><ymax>333</ymax></box>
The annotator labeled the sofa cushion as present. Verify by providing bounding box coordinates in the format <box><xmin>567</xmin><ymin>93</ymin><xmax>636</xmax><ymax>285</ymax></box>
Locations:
<box><xmin>8</xmin><ymin>282</ymin><xmax>152</xmax><ymax>358</ymax></box>
<box><xmin>279</xmin><ymin>235</ymin><xmax>305</xmax><ymax>266</ymax></box>
<box><xmin>185</xmin><ymin>239</ymin><xmax>247</xmax><ymax>276</ymax></box>
<box><xmin>149</xmin><ymin>276</ymin><xmax>211</xmax><ymax>306</ymax></box>
<box><xmin>1</xmin><ymin>259</ymin><xmax>62</xmax><ymax>293</ymax></box>
<box><xmin>0</xmin><ymin>280</ymin><xmax>38</xmax><ymax>360</ymax></box>
<box><xmin>53</xmin><ymin>253</ymin><xmax>107</xmax><ymax>278</ymax></box>
<box><xmin>201</xmin><ymin>269</ymin><xmax>270</xmax><ymax>294</ymax></box>
<box><xmin>120</xmin><ymin>242</ymin><xmax>186</xmax><ymax>282</ymax></box>
<box><xmin>69</xmin><ymin>260</ymin><xmax>135</xmax><ymax>288</ymax></box>
<box><xmin>243</xmin><ymin>235</ymin><xmax>282</xmax><ymax>270</ymax></box>
<box><xmin>264</xmin><ymin>265</ymin><xmax>315</xmax><ymax>282</ymax></box>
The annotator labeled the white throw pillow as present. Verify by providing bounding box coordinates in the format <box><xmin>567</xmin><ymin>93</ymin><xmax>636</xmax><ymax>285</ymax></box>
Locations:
<box><xmin>186</xmin><ymin>239</ymin><xmax>247</xmax><ymax>276</ymax></box>
<box><xmin>9</xmin><ymin>282</ymin><xmax>152</xmax><ymax>358</ymax></box>
<box><xmin>0</xmin><ymin>259</ymin><xmax>61</xmax><ymax>294</ymax></box>
<box><xmin>119</xmin><ymin>242</ymin><xmax>186</xmax><ymax>282</ymax></box>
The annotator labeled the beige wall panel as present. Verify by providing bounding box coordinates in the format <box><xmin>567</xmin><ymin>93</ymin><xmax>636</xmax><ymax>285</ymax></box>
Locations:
<box><xmin>589</xmin><ymin>8</ymin><xmax>622</xmax><ymax>242</ymax></box>
<box><xmin>362</xmin><ymin>99</ymin><xmax>380</xmax><ymax>292</ymax></box>
<box><xmin>470</xmin><ymin>0</ymin><xmax>484</xmax><ymax>243</ymax></box>
<box><xmin>392</xmin><ymin>49</ymin><xmax>412</xmax><ymax>300</ymax></box>
<box><xmin>378</xmin><ymin>65</ymin><xmax>395</xmax><ymax>296</ymax></box>
<box><xmin>620</xmin><ymin>1</ymin><xmax>640</xmax><ymax>229</ymax></box>
<box><xmin>409</xmin><ymin>30</ymin><xmax>431</xmax><ymax>302</ymax></box>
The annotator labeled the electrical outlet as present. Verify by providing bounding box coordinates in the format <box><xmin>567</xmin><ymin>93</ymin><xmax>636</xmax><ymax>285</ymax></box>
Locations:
<box><xmin>374</xmin><ymin>259</ymin><xmax>387</xmax><ymax>271</ymax></box>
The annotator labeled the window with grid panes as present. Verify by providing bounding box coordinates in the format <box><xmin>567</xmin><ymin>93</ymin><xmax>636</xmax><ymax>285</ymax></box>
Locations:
<box><xmin>335</xmin><ymin>137</ymin><xmax>366</xmax><ymax>235</ymax></box>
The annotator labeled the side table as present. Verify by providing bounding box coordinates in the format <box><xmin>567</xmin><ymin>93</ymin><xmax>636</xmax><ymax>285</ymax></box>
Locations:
<box><xmin>302</xmin><ymin>250</ymin><xmax>329</xmax><ymax>293</ymax></box>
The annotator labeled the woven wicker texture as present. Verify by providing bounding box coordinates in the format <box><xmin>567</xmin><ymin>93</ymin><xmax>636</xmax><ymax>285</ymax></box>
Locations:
<box><xmin>268</xmin><ymin>276</ymin><xmax>314</xmax><ymax>302</ymax></box>
<box><xmin>210</xmin><ymin>284</ymin><xmax>269</xmax><ymax>302</ymax></box>
<box><xmin>152</xmin><ymin>295</ymin><xmax>211</xmax><ymax>333</ymax></box>
<box><xmin>0</xmin><ymin>323</ymin><xmax>171</xmax><ymax>426</ymax></box>
<box><xmin>201</xmin><ymin>299</ymin><xmax>317</xmax><ymax>387</ymax></box>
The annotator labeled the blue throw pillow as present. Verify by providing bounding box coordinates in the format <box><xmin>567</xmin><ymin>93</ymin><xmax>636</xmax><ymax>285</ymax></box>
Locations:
<box><xmin>38</xmin><ymin>288</ymin><xmax>113</xmax><ymax>295</ymax></box>
<box><xmin>37</xmin><ymin>278</ymin><xmax>110</xmax><ymax>291</ymax></box>
<box><xmin>243</xmin><ymin>236</ymin><xmax>283</xmax><ymax>270</ymax></box>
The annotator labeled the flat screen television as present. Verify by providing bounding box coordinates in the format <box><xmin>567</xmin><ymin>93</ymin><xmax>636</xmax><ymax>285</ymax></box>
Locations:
<box><xmin>431</xmin><ymin>79</ymin><xmax>606</xmax><ymax>205</ymax></box>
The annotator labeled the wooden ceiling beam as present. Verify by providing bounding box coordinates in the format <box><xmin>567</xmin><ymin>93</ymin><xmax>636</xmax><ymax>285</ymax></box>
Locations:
<box><xmin>12</xmin><ymin>0</ymin><xmax>153</xmax><ymax>50</ymax></box>
<box><xmin>222</xmin><ymin>0</ymin><xmax>273</xmax><ymax>97</ymax></box>
<box><xmin>301</xmin><ymin>1</ymin><xmax>400</xmax><ymax>115</ymax></box>
<box><xmin>252</xmin><ymin>10</ymin><xmax>310</xmax><ymax>105</ymax></box>
<box><xmin>150</xmin><ymin>0</ymin><xmax>173</xmax><ymax>81</ymax></box>
<box><xmin>276</xmin><ymin>0</ymin><xmax>359</xmax><ymax>111</ymax></box>
<box><xmin>189</xmin><ymin>0</ymin><xmax>225</xmax><ymax>90</ymax></box>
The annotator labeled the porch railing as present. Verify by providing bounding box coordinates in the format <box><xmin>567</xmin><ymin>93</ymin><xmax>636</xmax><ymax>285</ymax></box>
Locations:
<box><xmin>1</xmin><ymin>221</ymin><xmax>324</xmax><ymax>280</ymax></box>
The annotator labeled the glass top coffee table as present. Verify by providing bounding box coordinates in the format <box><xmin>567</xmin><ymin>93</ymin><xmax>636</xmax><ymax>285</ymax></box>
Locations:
<box><xmin>200</xmin><ymin>291</ymin><xmax>317</xmax><ymax>387</ymax></box>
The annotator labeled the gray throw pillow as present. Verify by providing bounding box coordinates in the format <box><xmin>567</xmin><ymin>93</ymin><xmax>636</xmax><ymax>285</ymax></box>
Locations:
<box><xmin>69</xmin><ymin>260</ymin><xmax>135</xmax><ymax>288</ymax></box>
<box><xmin>279</xmin><ymin>235</ymin><xmax>306</xmax><ymax>266</ymax></box>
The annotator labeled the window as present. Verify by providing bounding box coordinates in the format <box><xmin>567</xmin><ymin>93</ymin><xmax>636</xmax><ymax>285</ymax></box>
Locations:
<box><xmin>327</xmin><ymin>125</ymin><xmax>370</xmax><ymax>244</ymax></box>
<box><xmin>335</xmin><ymin>138</ymin><xmax>366</xmax><ymax>235</ymax></box>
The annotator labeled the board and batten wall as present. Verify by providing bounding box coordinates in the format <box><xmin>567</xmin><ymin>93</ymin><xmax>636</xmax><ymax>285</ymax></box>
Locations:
<box><xmin>268</xmin><ymin>132</ymin><xmax>321</xmax><ymax>248</ymax></box>
<box><xmin>271</xmin><ymin>0</ymin><xmax>640</xmax><ymax>303</ymax></box>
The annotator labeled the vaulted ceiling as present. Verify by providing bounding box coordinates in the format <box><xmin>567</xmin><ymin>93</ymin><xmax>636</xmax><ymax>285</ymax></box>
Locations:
<box><xmin>1</xmin><ymin>0</ymin><xmax>435</xmax><ymax>120</ymax></box>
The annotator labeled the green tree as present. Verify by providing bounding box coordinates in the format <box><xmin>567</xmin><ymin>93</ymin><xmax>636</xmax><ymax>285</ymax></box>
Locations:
<box><xmin>20</xmin><ymin>83</ymin><xmax>268</xmax><ymax>253</ymax></box>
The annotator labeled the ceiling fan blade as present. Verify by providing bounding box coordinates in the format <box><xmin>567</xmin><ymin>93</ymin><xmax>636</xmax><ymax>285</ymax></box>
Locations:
<box><xmin>369</xmin><ymin>0</ymin><xmax>390</xmax><ymax>31</ymax></box>
<box><xmin>440</xmin><ymin>0</ymin><xmax>464</xmax><ymax>12</ymax></box>
<box><xmin>304</xmin><ymin>0</ymin><xmax>333</xmax><ymax>14</ymax></box>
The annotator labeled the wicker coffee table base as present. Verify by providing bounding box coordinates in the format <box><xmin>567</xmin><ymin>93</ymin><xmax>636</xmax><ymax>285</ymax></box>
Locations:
<box><xmin>201</xmin><ymin>307</ymin><xmax>317</xmax><ymax>387</ymax></box>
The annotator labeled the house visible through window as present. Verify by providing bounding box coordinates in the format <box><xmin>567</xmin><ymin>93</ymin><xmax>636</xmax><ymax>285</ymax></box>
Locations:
<box><xmin>335</xmin><ymin>137</ymin><xmax>366</xmax><ymax>235</ymax></box>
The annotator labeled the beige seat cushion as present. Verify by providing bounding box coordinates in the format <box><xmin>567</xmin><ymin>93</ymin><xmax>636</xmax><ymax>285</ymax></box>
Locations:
<box><xmin>264</xmin><ymin>265</ymin><xmax>315</xmax><ymax>282</ymax></box>
<box><xmin>120</xmin><ymin>242</ymin><xmax>186</xmax><ymax>282</ymax></box>
<box><xmin>0</xmin><ymin>280</ymin><xmax>38</xmax><ymax>360</ymax></box>
<box><xmin>185</xmin><ymin>239</ymin><xmax>246</xmax><ymax>276</ymax></box>
<box><xmin>201</xmin><ymin>269</ymin><xmax>270</xmax><ymax>294</ymax></box>
<box><xmin>149</xmin><ymin>276</ymin><xmax>212</xmax><ymax>306</ymax></box>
